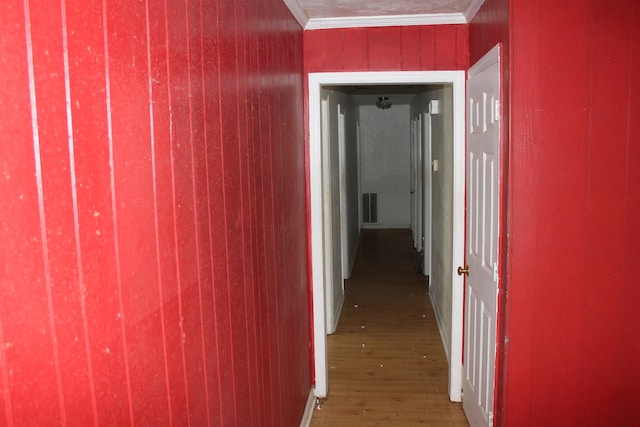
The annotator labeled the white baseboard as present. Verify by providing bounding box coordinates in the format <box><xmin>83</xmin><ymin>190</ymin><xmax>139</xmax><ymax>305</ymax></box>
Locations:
<box><xmin>327</xmin><ymin>290</ymin><xmax>345</xmax><ymax>335</ymax></box>
<box><xmin>299</xmin><ymin>388</ymin><xmax>316</xmax><ymax>427</ymax></box>
<box><xmin>348</xmin><ymin>235</ymin><xmax>359</xmax><ymax>278</ymax></box>
<box><xmin>362</xmin><ymin>223</ymin><xmax>410</xmax><ymax>229</ymax></box>
<box><xmin>334</xmin><ymin>290</ymin><xmax>344</xmax><ymax>330</ymax></box>
<box><xmin>429</xmin><ymin>291</ymin><xmax>451</xmax><ymax>362</ymax></box>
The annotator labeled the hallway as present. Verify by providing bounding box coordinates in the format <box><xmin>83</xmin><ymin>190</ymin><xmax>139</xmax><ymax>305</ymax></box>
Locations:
<box><xmin>310</xmin><ymin>229</ymin><xmax>468</xmax><ymax>426</ymax></box>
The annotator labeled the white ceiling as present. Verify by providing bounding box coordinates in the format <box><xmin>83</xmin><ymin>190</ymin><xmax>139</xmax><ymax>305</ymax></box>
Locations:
<box><xmin>283</xmin><ymin>0</ymin><xmax>485</xmax><ymax>30</ymax></box>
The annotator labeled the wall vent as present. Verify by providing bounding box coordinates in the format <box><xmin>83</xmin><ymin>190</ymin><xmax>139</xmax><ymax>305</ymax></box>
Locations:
<box><xmin>362</xmin><ymin>193</ymin><xmax>378</xmax><ymax>224</ymax></box>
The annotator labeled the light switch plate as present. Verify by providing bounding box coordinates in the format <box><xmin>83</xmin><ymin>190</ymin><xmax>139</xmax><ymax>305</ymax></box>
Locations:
<box><xmin>429</xmin><ymin>100</ymin><xmax>440</xmax><ymax>115</ymax></box>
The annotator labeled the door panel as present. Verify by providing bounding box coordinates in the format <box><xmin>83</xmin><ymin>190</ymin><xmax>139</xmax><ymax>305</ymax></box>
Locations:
<box><xmin>410</xmin><ymin>117</ymin><xmax>417</xmax><ymax>245</ymax></box>
<box><xmin>422</xmin><ymin>113</ymin><xmax>432</xmax><ymax>276</ymax></box>
<box><xmin>321</xmin><ymin>97</ymin><xmax>336</xmax><ymax>334</ymax></box>
<box><xmin>463</xmin><ymin>44</ymin><xmax>501</xmax><ymax>427</ymax></box>
<box><xmin>416</xmin><ymin>116</ymin><xmax>423</xmax><ymax>253</ymax></box>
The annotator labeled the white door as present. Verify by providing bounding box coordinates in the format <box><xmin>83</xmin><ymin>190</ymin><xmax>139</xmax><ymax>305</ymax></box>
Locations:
<box><xmin>321</xmin><ymin>97</ymin><xmax>336</xmax><ymax>334</ymax></box>
<box><xmin>338</xmin><ymin>105</ymin><xmax>349</xmax><ymax>279</ymax></box>
<box><xmin>416</xmin><ymin>115</ymin><xmax>423</xmax><ymax>253</ymax></box>
<box><xmin>410</xmin><ymin>118</ymin><xmax>417</xmax><ymax>245</ymax></box>
<box><xmin>411</xmin><ymin>117</ymin><xmax>424</xmax><ymax>252</ymax></box>
<box><xmin>462</xmin><ymin>44</ymin><xmax>501</xmax><ymax>427</ymax></box>
<box><xmin>422</xmin><ymin>112</ymin><xmax>432</xmax><ymax>276</ymax></box>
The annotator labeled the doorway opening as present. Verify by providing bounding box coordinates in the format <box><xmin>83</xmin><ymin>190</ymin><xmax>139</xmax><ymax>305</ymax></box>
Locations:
<box><xmin>308</xmin><ymin>71</ymin><xmax>466</xmax><ymax>401</ymax></box>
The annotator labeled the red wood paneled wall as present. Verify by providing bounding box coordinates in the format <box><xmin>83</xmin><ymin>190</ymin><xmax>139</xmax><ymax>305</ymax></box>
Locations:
<box><xmin>469</xmin><ymin>0</ymin><xmax>509</xmax><ymax>66</ymax></box>
<box><xmin>0</xmin><ymin>0</ymin><xmax>310</xmax><ymax>425</ymax></box>
<box><xmin>304</xmin><ymin>25</ymin><xmax>469</xmax><ymax>73</ymax></box>
<box><xmin>473</xmin><ymin>0</ymin><xmax>640</xmax><ymax>425</ymax></box>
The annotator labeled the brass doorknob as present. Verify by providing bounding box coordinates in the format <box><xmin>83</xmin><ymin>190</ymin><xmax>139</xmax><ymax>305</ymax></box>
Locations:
<box><xmin>457</xmin><ymin>265</ymin><xmax>469</xmax><ymax>277</ymax></box>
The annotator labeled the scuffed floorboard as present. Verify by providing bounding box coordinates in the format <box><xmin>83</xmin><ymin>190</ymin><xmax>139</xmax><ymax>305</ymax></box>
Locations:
<box><xmin>310</xmin><ymin>229</ymin><xmax>469</xmax><ymax>427</ymax></box>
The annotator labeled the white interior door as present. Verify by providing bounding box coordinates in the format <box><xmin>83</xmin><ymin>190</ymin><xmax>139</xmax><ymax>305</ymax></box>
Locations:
<box><xmin>338</xmin><ymin>105</ymin><xmax>349</xmax><ymax>279</ymax></box>
<box><xmin>321</xmin><ymin>97</ymin><xmax>335</xmax><ymax>334</ymax></box>
<box><xmin>462</xmin><ymin>44</ymin><xmax>501</xmax><ymax>427</ymax></box>
<box><xmin>415</xmin><ymin>115</ymin><xmax>423</xmax><ymax>253</ymax></box>
<box><xmin>410</xmin><ymin>118</ymin><xmax>417</xmax><ymax>244</ymax></box>
<box><xmin>422</xmin><ymin>112</ymin><xmax>432</xmax><ymax>276</ymax></box>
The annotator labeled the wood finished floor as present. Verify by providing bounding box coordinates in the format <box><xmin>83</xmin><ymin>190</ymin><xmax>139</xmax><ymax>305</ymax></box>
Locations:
<box><xmin>309</xmin><ymin>229</ymin><xmax>469</xmax><ymax>427</ymax></box>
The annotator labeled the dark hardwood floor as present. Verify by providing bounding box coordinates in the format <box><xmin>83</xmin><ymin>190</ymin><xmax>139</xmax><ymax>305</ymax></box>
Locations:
<box><xmin>309</xmin><ymin>229</ymin><xmax>469</xmax><ymax>426</ymax></box>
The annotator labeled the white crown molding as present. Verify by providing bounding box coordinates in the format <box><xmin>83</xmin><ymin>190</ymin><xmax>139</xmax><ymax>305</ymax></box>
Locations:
<box><xmin>281</xmin><ymin>0</ymin><xmax>309</xmax><ymax>29</ymax></box>
<box><xmin>304</xmin><ymin>12</ymin><xmax>467</xmax><ymax>30</ymax></box>
<box><xmin>464</xmin><ymin>0</ymin><xmax>486</xmax><ymax>22</ymax></box>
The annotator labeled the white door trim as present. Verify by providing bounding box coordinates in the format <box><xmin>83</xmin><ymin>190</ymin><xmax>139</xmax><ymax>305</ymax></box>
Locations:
<box><xmin>338</xmin><ymin>104</ymin><xmax>349</xmax><ymax>280</ymax></box>
<box><xmin>309</xmin><ymin>71</ymin><xmax>466</xmax><ymax>400</ymax></box>
<box><xmin>422</xmin><ymin>111</ymin><xmax>433</xmax><ymax>277</ymax></box>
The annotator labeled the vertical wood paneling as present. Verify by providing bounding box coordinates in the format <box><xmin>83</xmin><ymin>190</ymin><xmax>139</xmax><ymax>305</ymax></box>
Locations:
<box><xmin>469</xmin><ymin>0</ymin><xmax>509</xmax><ymax>65</ymax></box>
<box><xmin>194</xmin><ymin>0</ymin><xmax>223</xmax><ymax>424</ymax></box>
<box><xmin>264</xmin><ymin>16</ymin><xmax>280</xmax><ymax>426</ymax></box>
<box><xmin>304</xmin><ymin>24</ymin><xmax>468</xmax><ymax>74</ymax></box>
<box><xmin>171</xmin><ymin>0</ymin><xmax>210</xmax><ymax>423</ymax></box>
<box><xmin>243</xmin><ymin>2</ymin><xmax>261</xmax><ymax>423</ymax></box>
<box><xmin>324</xmin><ymin>30</ymin><xmax>344</xmax><ymax>71</ymax></box>
<box><xmin>186</xmin><ymin>0</ymin><xmax>213</xmax><ymax>423</ymax></box>
<box><xmin>30</xmin><ymin>0</ymin><xmax>96</xmax><ymax>423</ymax></box>
<box><xmin>0</xmin><ymin>6</ymin><xmax>32</xmax><ymax>426</ymax></box>
<box><xmin>255</xmin><ymin>25</ymin><xmax>274</xmax><ymax>423</ymax></box>
<box><xmin>303</xmin><ymin>30</ymin><xmax>326</xmax><ymax>72</ymax></box>
<box><xmin>67</xmin><ymin>1</ymin><xmax>131</xmax><ymax>423</ymax></box>
<box><xmin>368</xmin><ymin>27</ymin><xmax>402</xmax><ymax>70</ymax></box>
<box><xmin>527</xmin><ymin>5</ymin><xmax>589</xmax><ymax>423</ymax></box>
<box><xmin>434</xmin><ymin>25</ymin><xmax>457</xmax><ymax>70</ymax></box>
<box><xmin>250</xmin><ymin>19</ymin><xmax>269</xmax><ymax>423</ymax></box>
<box><xmin>0</xmin><ymin>1</ymin><xmax>61</xmax><ymax>423</ymax></box>
<box><xmin>623</xmin><ymin>8</ymin><xmax>640</xmax><ymax>417</ymax></box>
<box><xmin>218</xmin><ymin>0</ymin><xmax>249</xmax><ymax>423</ymax></box>
<box><xmin>105</xmin><ymin>0</ymin><xmax>171</xmax><ymax>423</ymax></box>
<box><xmin>144</xmin><ymin>0</ymin><xmax>179</xmax><ymax>423</ymax></box>
<box><xmin>455</xmin><ymin>26</ymin><xmax>469</xmax><ymax>70</ymax></box>
<box><xmin>343</xmin><ymin>28</ymin><xmax>369</xmax><ymax>70</ymax></box>
<box><xmin>204</xmin><ymin>0</ymin><xmax>237</xmax><ymax>423</ymax></box>
<box><xmin>155</xmin><ymin>0</ymin><xmax>193</xmax><ymax>423</ymax></box>
<box><xmin>578</xmin><ymin>4</ymin><xmax>634</xmax><ymax>424</ymax></box>
<box><xmin>0</xmin><ymin>0</ymin><xmax>310</xmax><ymax>424</ymax></box>
<box><xmin>200</xmin><ymin>0</ymin><xmax>225</xmax><ymax>423</ymax></box>
<box><xmin>401</xmin><ymin>26</ymin><xmax>422</xmax><ymax>70</ymax></box>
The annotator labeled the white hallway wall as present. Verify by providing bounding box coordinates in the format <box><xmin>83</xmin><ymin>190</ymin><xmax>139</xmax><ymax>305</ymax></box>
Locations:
<box><xmin>411</xmin><ymin>86</ymin><xmax>454</xmax><ymax>359</ymax></box>
<box><xmin>359</xmin><ymin>104</ymin><xmax>411</xmax><ymax>228</ymax></box>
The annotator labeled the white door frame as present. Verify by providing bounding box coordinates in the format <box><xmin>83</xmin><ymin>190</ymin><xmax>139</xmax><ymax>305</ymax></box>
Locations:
<box><xmin>422</xmin><ymin>112</ymin><xmax>433</xmax><ymax>277</ymax></box>
<box><xmin>320</xmin><ymin>96</ymin><xmax>336</xmax><ymax>333</ymax></box>
<box><xmin>410</xmin><ymin>116</ymin><xmax>423</xmax><ymax>251</ymax></box>
<box><xmin>338</xmin><ymin>104</ymin><xmax>349</xmax><ymax>279</ymax></box>
<box><xmin>309</xmin><ymin>71</ymin><xmax>466</xmax><ymax>400</ymax></box>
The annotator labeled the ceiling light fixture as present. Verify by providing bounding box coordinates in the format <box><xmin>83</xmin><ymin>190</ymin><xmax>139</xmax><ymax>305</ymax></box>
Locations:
<box><xmin>376</xmin><ymin>96</ymin><xmax>392</xmax><ymax>110</ymax></box>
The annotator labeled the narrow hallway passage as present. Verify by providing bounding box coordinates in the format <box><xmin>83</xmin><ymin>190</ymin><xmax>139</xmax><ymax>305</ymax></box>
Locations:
<box><xmin>310</xmin><ymin>229</ymin><xmax>468</xmax><ymax>426</ymax></box>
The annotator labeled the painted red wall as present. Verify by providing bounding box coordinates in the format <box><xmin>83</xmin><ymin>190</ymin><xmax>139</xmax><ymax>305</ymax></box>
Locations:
<box><xmin>0</xmin><ymin>0</ymin><xmax>310</xmax><ymax>425</ymax></box>
<box><xmin>473</xmin><ymin>0</ymin><xmax>640</xmax><ymax>425</ymax></box>
<box><xmin>304</xmin><ymin>25</ymin><xmax>469</xmax><ymax>72</ymax></box>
